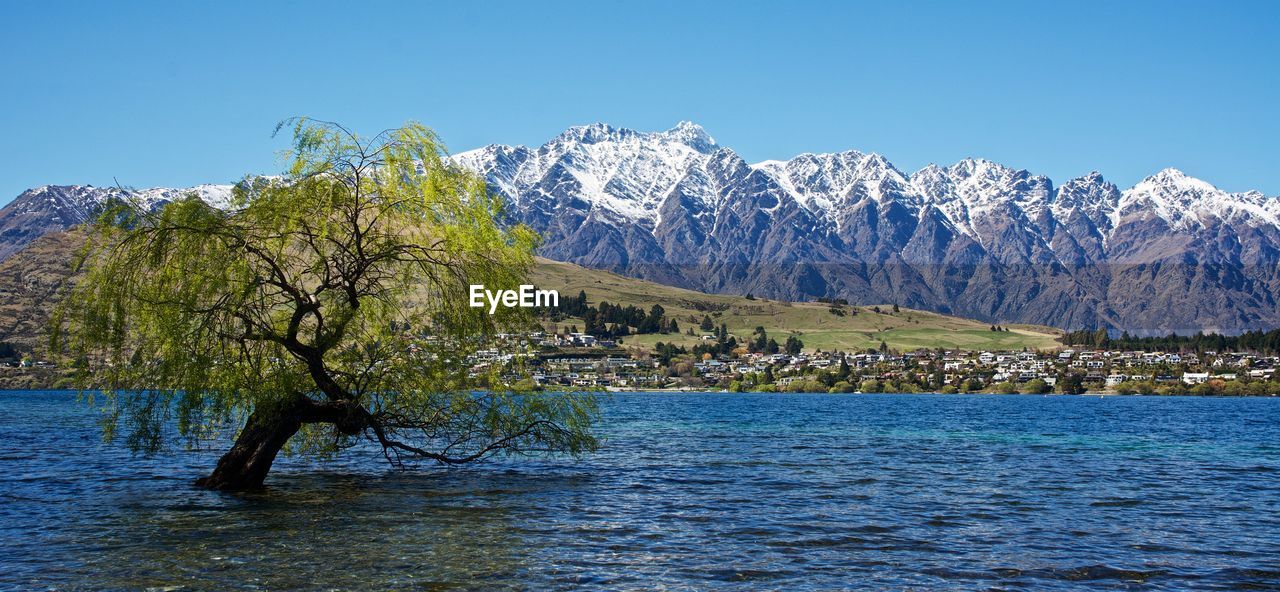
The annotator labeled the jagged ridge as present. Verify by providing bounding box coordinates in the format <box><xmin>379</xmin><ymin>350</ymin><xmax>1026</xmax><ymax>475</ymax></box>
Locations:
<box><xmin>3</xmin><ymin>122</ymin><xmax>1278</xmax><ymax>334</ymax></box>
<box><xmin>452</xmin><ymin>122</ymin><xmax>1280</xmax><ymax>334</ymax></box>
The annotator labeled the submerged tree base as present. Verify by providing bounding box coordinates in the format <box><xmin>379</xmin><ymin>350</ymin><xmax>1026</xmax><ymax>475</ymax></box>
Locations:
<box><xmin>195</xmin><ymin>397</ymin><xmax>367</xmax><ymax>491</ymax></box>
<box><xmin>195</xmin><ymin>406</ymin><xmax>302</xmax><ymax>491</ymax></box>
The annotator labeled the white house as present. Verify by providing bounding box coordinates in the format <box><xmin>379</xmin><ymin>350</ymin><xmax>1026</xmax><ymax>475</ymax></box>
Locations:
<box><xmin>1182</xmin><ymin>372</ymin><xmax>1210</xmax><ymax>385</ymax></box>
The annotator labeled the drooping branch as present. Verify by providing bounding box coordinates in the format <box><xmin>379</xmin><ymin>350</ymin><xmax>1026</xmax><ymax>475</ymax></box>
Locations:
<box><xmin>364</xmin><ymin>414</ymin><xmax>571</xmax><ymax>467</ymax></box>
<box><xmin>57</xmin><ymin>119</ymin><xmax>597</xmax><ymax>490</ymax></box>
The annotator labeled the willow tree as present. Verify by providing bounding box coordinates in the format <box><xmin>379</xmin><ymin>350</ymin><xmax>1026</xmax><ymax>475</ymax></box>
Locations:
<box><xmin>53</xmin><ymin>120</ymin><xmax>597</xmax><ymax>491</ymax></box>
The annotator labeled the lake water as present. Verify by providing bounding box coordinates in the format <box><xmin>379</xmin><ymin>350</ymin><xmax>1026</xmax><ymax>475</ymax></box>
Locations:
<box><xmin>2</xmin><ymin>391</ymin><xmax>1279</xmax><ymax>591</ymax></box>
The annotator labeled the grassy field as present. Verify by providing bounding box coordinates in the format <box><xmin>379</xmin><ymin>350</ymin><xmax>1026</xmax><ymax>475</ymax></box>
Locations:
<box><xmin>0</xmin><ymin>234</ymin><xmax>1063</xmax><ymax>358</ymax></box>
<box><xmin>530</xmin><ymin>258</ymin><xmax>1063</xmax><ymax>353</ymax></box>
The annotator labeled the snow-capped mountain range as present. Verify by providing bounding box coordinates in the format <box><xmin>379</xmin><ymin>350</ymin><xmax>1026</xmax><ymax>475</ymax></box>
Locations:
<box><xmin>0</xmin><ymin>184</ymin><xmax>234</xmax><ymax>261</ymax></box>
<box><xmin>454</xmin><ymin>122</ymin><xmax>1280</xmax><ymax>334</ymax></box>
<box><xmin>455</xmin><ymin>122</ymin><xmax>1278</xmax><ymax>251</ymax></box>
<box><xmin>3</xmin><ymin>121</ymin><xmax>1278</xmax><ymax>333</ymax></box>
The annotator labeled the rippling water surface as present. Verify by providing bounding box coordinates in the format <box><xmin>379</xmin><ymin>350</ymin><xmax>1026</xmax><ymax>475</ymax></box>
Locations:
<box><xmin>2</xmin><ymin>391</ymin><xmax>1279</xmax><ymax>591</ymax></box>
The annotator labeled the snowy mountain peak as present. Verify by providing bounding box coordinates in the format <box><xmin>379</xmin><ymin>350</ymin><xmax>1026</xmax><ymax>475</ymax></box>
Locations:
<box><xmin>448</xmin><ymin>122</ymin><xmax>734</xmax><ymax>223</ymax></box>
<box><xmin>445</xmin><ymin>121</ymin><xmax>1277</xmax><ymax>243</ymax></box>
<box><xmin>1118</xmin><ymin>168</ymin><xmax>1279</xmax><ymax>231</ymax></box>
<box><xmin>749</xmin><ymin>149</ymin><xmax>916</xmax><ymax>217</ymax></box>
<box><xmin>0</xmin><ymin>182</ymin><xmax>235</xmax><ymax>260</ymax></box>
<box><xmin>1052</xmin><ymin>172</ymin><xmax>1121</xmax><ymax>231</ymax></box>
<box><xmin>948</xmin><ymin>157</ymin><xmax>1001</xmax><ymax>175</ymax></box>
<box><xmin>1137</xmin><ymin>167</ymin><xmax>1219</xmax><ymax>194</ymax></box>
<box><xmin>550</xmin><ymin>122</ymin><xmax>629</xmax><ymax>146</ymax></box>
<box><xmin>661</xmin><ymin>121</ymin><xmax>717</xmax><ymax>152</ymax></box>
<box><xmin>1078</xmin><ymin>170</ymin><xmax>1106</xmax><ymax>183</ymax></box>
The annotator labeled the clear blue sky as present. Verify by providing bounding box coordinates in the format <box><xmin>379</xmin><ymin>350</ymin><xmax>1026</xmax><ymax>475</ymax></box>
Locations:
<box><xmin>2</xmin><ymin>0</ymin><xmax>1277</xmax><ymax>205</ymax></box>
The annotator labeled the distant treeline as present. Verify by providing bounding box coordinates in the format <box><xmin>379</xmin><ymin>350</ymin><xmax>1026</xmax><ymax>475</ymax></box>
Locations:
<box><xmin>652</xmin><ymin>325</ymin><xmax>803</xmax><ymax>364</ymax></box>
<box><xmin>541</xmin><ymin>290</ymin><xmax>677</xmax><ymax>337</ymax></box>
<box><xmin>1064</xmin><ymin>328</ymin><xmax>1280</xmax><ymax>354</ymax></box>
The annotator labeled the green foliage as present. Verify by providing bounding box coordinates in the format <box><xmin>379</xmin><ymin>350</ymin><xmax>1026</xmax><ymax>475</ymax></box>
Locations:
<box><xmin>548</xmin><ymin>296</ymin><xmax>672</xmax><ymax>337</ymax></box>
<box><xmin>53</xmin><ymin>119</ymin><xmax>597</xmax><ymax>464</ymax></box>
<box><xmin>1063</xmin><ymin>327</ymin><xmax>1280</xmax><ymax>354</ymax></box>
<box><xmin>786</xmin><ymin>379</ymin><xmax>825</xmax><ymax>393</ymax></box>
<box><xmin>652</xmin><ymin>341</ymin><xmax>687</xmax><ymax>365</ymax></box>
<box><xmin>1020</xmin><ymin>378</ymin><xmax>1051</xmax><ymax>394</ymax></box>
<box><xmin>1056</xmin><ymin>372</ymin><xmax>1086</xmax><ymax>394</ymax></box>
<box><xmin>1113</xmin><ymin>380</ymin><xmax>1156</xmax><ymax>395</ymax></box>
<box><xmin>992</xmin><ymin>381</ymin><xmax>1019</xmax><ymax>394</ymax></box>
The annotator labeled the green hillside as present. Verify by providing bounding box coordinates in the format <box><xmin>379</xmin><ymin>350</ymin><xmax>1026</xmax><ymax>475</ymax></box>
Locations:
<box><xmin>0</xmin><ymin>233</ymin><xmax>1062</xmax><ymax>361</ymax></box>
<box><xmin>530</xmin><ymin>258</ymin><xmax>1063</xmax><ymax>353</ymax></box>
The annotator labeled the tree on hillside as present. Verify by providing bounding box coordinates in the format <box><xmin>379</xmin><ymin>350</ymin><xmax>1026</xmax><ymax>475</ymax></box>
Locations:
<box><xmin>750</xmin><ymin>326</ymin><xmax>768</xmax><ymax>353</ymax></box>
<box><xmin>699</xmin><ymin>315</ymin><xmax>714</xmax><ymax>332</ymax></box>
<box><xmin>636</xmin><ymin>303</ymin><xmax>664</xmax><ymax>333</ymax></box>
<box><xmin>54</xmin><ymin>120</ymin><xmax>598</xmax><ymax>491</ymax></box>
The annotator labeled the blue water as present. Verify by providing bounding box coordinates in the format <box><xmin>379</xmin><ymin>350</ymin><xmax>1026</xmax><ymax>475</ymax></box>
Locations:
<box><xmin>2</xmin><ymin>391</ymin><xmax>1279</xmax><ymax>591</ymax></box>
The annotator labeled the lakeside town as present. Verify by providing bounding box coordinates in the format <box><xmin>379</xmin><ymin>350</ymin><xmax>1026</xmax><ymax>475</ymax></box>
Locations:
<box><xmin>7</xmin><ymin>327</ymin><xmax>1280</xmax><ymax>396</ymax></box>
<box><xmin>460</xmin><ymin>327</ymin><xmax>1280</xmax><ymax>396</ymax></box>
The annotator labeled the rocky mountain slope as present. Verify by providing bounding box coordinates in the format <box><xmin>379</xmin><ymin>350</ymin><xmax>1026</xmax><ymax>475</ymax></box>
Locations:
<box><xmin>0</xmin><ymin>184</ymin><xmax>232</xmax><ymax>260</ymax></box>
<box><xmin>454</xmin><ymin>123</ymin><xmax>1280</xmax><ymax>334</ymax></box>
<box><xmin>2</xmin><ymin>122</ymin><xmax>1277</xmax><ymax>334</ymax></box>
<box><xmin>0</xmin><ymin>230</ymin><xmax>83</xmax><ymax>354</ymax></box>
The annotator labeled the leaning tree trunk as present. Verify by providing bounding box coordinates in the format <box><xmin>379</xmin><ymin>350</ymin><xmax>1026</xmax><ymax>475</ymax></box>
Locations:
<box><xmin>194</xmin><ymin>396</ymin><xmax>367</xmax><ymax>491</ymax></box>
<box><xmin>195</xmin><ymin>406</ymin><xmax>304</xmax><ymax>491</ymax></box>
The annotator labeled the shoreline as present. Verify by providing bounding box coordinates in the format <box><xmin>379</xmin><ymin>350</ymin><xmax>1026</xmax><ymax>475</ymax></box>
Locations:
<box><xmin>604</xmin><ymin>388</ymin><xmax>1280</xmax><ymax>397</ymax></box>
<box><xmin>4</xmin><ymin>387</ymin><xmax>1276</xmax><ymax>398</ymax></box>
